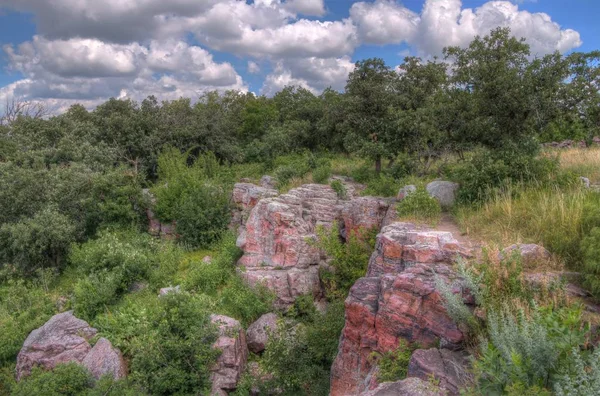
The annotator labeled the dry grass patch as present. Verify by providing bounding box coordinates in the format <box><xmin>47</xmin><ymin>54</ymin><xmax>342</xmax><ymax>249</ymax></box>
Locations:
<box><xmin>549</xmin><ymin>147</ymin><xmax>600</xmax><ymax>183</ymax></box>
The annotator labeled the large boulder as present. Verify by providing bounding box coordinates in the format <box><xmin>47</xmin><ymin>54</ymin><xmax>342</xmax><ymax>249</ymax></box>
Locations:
<box><xmin>397</xmin><ymin>185</ymin><xmax>417</xmax><ymax>200</ymax></box>
<box><xmin>330</xmin><ymin>222</ymin><xmax>474</xmax><ymax>395</ymax></box>
<box><xmin>246</xmin><ymin>313</ymin><xmax>278</xmax><ymax>354</ymax></box>
<box><xmin>407</xmin><ymin>348</ymin><xmax>470</xmax><ymax>396</ymax></box>
<box><xmin>426</xmin><ymin>181</ymin><xmax>459</xmax><ymax>208</ymax></box>
<box><xmin>367</xmin><ymin>222</ymin><xmax>471</xmax><ymax>277</ymax></box>
<box><xmin>360</xmin><ymin>377</ymin><xmax>445</xmax><ymax>396</ymax></box>
<box><xmin>210</xmin><ymin>315</ymin><xmax>248</xmax><ymax>395</ymax></box>
<box><xmin>82</xmin><ymin>338</ymin><xmax>127</xmax><ymax>380</ymax></box>
<box><xmin>330</xmin><ymin>264</ymin><xmax>472</xmax><ymax>395</ymax></box>
<box><xmin>16</xmin><ymin>312</ymin><xmax>125</xmax><ymax>381</ymax></box>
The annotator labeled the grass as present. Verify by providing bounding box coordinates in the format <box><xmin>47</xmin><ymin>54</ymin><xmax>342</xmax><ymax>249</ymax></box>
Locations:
<box><xmin>547</xmin><ymin>147</ymin><xmax>600</xmax><ymax>184</ymax></box>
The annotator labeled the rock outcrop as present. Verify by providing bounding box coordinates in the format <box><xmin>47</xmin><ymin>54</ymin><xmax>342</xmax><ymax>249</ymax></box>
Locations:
<box><xmin>407</xmin><ymin>348</ymin><xmax>470</xmax><ymax>395</ymax></box>
<box><xmin>367</xmin><ymin>222</ymin><xmax>471</xmax><ymax>277</ymax></box>
<box><xmin>500</xmin><ymin>243</ymin><xmax>552</xmax><ymax>266</ymax></box>
<box><xmin>230</xmin><ymin>182</ymin><xmax>278</xmax><ymax>232</ymax></box>
<box><xmin>210</xmin><ymin>315</ymin><xmax>248</xmax><ymax>395</ymax></box>
<box><xmin>82</xmin><ymin>337</ymin><xmax>127</xmax><ymax>380</ymax></box>
<box><xmin>360</xmin><ymin>377</ymin><xmax>445</xmax><ymax>396</ymax></box>
<box><xmin>426</xmin><ymin>181</ymin><xmax>459</xmax><ymax>208</ymax></box>
<box><xmin>397</xmin><ymin>185</ymin><xmax>417</xmax><ymax>200</ymax></box>
<box><xmin>246</xmin><ymin>313</ymin><xmax>278</xmax><ymax>354</ymax></box>
<box><xmin>16</xmin><ymin>312</ymin><xmax>125</xmax><ymax>381</ymax></box>
<box><xmin>330</xmin><ymin>223</ymin><xmax>474</xmax><ymax>395</ymax></box>
<box><xmin>341</xmin><ymin>197</ymin><xmax>390</xmax><ymax>240</ymax></box>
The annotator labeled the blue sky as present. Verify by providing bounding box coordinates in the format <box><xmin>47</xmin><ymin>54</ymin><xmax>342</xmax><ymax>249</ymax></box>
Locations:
<box><xmin>0</xmin><ymin>0</ymin><xmax>597</xmax><ymax>112</ymax></box>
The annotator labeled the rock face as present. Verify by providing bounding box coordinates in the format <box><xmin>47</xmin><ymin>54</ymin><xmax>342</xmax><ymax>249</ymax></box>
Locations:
<box><xmin>246</xmin><ymin>313</ymin><xmax>278</xmax><ymax>354</ymax></box>
<box><xmin>367</xmin><ymin>223</ymin><xmax>471</xmax><ymax>277</ymax></box>
<box><xmin>237</xmin><ymin>184</ymin><xmax>343</xmax><ymax>306</ymax></box>
<box><xmin>360</xmin><ymin>377</ymin><xmax>444</xmax><ymax>396</ymax></box>
<box><xmin>500</xmin><ymin>243</ymin><xmax>551</xmax><ymax>266</ymax></box>
<box><xmin>426</xmin><ymin>181</ymin><xmax>459</xmax><ymax>208</ymax></box>
<box><xmin>341</xmin><ymin>197</ymin><xmax>390</xmax><ymax>240</ymax></box>
<box><xmin>397</xmin><ymin>185</ymin><xmax>417</xmax><ymax>200</ymax></box>
<box><xmin>82</xmin><ymin>338</ymin><xmax>127</xmax><ymax>380</ymax></box>
<box><xmin>330</xmin><ymin>223</ymin><xmax>473</xmax><ymax>396</ymax></box>
<box><xmin>407</xmin><ymin>349</ymin><xmax>470</xmax><ymax>396</ymax></box>
<box><xmin>210</xmin><ymin>315</ymin><xmax>248</xmax><ymax>395</ymax></box>
<box><xmin>16</xmin><ymin>312</ymin><xmax>125</xmax><ymax>381</ymax></box>
<box><xmin>236</xmin><ymin>184</ymin><xmax>394</xmax><ymax>307</ymax></box>
<box><xmin>230</xmin><ymin>183</ymin><xmax>278</xmax><ymax>232</ymax></box>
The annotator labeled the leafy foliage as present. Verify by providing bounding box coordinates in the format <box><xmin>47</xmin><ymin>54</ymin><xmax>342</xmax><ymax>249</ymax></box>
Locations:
<box><xmin>396</xmin><ymin>186</ymin><xmax>441</xmax><ymax>225</ymax></box>
<box><xmin>374</xmin><ymin>339</ymin><xmax>416</xmax><ymax>383</ymax></box>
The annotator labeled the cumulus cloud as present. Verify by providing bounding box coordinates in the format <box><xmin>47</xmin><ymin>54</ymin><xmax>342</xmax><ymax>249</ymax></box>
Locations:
<box><xmin>350</xmin><ymin>0</ymin><xmax>581</xmax><ymax>56</ymax></box>
<box><xmin>0</xmin><ymin>0</ymin><xmax>584</xmax><ymax>110</ymax></box>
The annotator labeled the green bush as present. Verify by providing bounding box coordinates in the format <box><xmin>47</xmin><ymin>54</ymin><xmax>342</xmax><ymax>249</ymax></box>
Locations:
<box><xmin>316</xmin><ymin>223</ymin><xmax>377</xmax><ymax>300</ymax></box>
<box><xmin>330</xmin><ymin>180</ymin><xmax>348</xmax><ymax>200</ymax></box>
<box><xmin>218</xmin><ymin>277</ymin><xmax>274</xmax><ymax>326</ymax></box>
<box><xmin>11</xmin><ymin>363</ymin><xmax>93</xmax><ymax>396</ymax></box>
<box><xmin>362</xmin><ymin>174</ymin><xmax>399</xmax><ymax>197</ymax></box>
<box><xmin>396</xmin><ymin>186</ymin><xmax>441</xmax><ymax>225</ymax></box>
<box><xmin>580</xmin><ymin>227</ymin><xmax>600</xmax><ymax>296</ymax></box>
<box><xmin>351</xmin><ymin>164</ymin><xmax>375</xmax><ymax>184</ymax></box>
<box><xmin>312</xmin><ymin>163</ymin><xmax>332</xmax><ymax>184</ymax></box>
<box><xmin>73</xmin><ymin>270</ymin><xmax>124</xmax><ymax>320</ymax></box>
<box><xmin>555</xmin><ymin>347</ymin><xmax>600</xmax><ymax>396</ymax></box>
<box><xmin>375</xmin><ymin>339</ymin><xmax>415</xmax><ymax>383</ymax></box>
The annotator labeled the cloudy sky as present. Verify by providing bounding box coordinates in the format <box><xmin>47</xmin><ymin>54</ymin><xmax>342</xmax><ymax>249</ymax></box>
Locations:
<box><xmin>0</xmin><ymin>0</ymin><xmax>597</xmax><ymax>112</ymax></box>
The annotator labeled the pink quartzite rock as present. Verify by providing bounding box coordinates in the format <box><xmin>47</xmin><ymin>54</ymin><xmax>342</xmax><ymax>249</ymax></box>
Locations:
<box><xmin>367</xmin><ymin>222</ymin><xmax>471</xmax><ymax>277</ymax></box>
<box><xmin>341</xmin><ymin>197</ymin><xmax>390</xmax><ymax>240</ymax></box>
<box><xmin>246</xmin><ymin>313</ymin><xmax>279</xmax><ymax>354</ymax></box>
<box><xmin>407</xmin><ymin>348</ymin><xmax>470</xmax><ymax>395</ymax></box>
<box><xmin>210</xmin><ymin>315</ymin><xmax>248</xmax><ymax>395</ymax></box>
<box><xmin>330</xmin><ymin>222</ymin><xmax>474</xmax><ymax>396</ymax></box>
<box><xmin>230</xmin><ymin>183</ymin><xmax>278</xmax><ymax>231</ymax></box>
<box><xmin>360</xmin><ymin>377</ymin><xmax>445</xmax><ymax>396</ymax></box>
<box><xmin>82</xmin><ymin>338</ymin><xmax>127</xmax><ymax>380</ymax></box>
<box><xmin>16</xmin><ymin>311</ymin><xmax>98</xmax><ymax>380</ymax></box>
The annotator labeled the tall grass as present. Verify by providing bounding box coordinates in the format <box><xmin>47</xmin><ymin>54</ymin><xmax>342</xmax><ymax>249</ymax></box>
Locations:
<box><xmin>456</xmin><ymin>185</ymin><xmax>600</xmax><ymax>268</ymax></box>
<box><xmin>547</xmin><ymin>147</ymin><xmax>600</xmax><ymax>183</ymax></box>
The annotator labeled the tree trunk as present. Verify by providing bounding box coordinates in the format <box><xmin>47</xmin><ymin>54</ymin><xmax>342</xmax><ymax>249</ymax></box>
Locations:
<box><xmin>375</xmin><ymin>156</ymin><xmax>382</xmax><ymax>174</ymax></box>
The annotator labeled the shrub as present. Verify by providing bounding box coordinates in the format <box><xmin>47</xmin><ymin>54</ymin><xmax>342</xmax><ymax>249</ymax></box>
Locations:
<box><xmin>11</xmin><ymin>363</ymin><xmax>93</xmax><ymax>396</ymax></box>
<box><xmin>316</xmin><ymin>223</ymin><xmax>377</xmax><ymax>300</ymax></box>
<box><xmin>330</xmin><ymin>180</ymin><xmax>347</xmax><ymax>200</ymax></box>
<box><xmin>375</xmin><ymin>339</ymin><xmax>415</xmax><ymax>383</ymax></box>
<box><xmin>396</xmin><ymin>186</ymin><xmax>441</xmax><ymax>225</ymax></box>
<box><xmin>73</xmin><ymin>270</ymin><xmax>124</xmax><ymax>320</ymax></box>
<box><xmin>580</xmin><ymin>227</ymin><xmax>600</xmax><ymax>296</ymax></box>
<box><xmin>218</xmin><ymin>277</ymin><xmax>274</xmax><ymax>326</ymax></box>
<box><xmin>351</xmin><ymin>164</ymin><xmax>374</xmax><ymax>184</ymax></box>
<box><xmin>362</xmin><ymin>174</ymin><xmax>399</xmax><ymax>197</ymax></box>
<box><xmin>555</xmin><ymin>347</ymin><xmax>600</xmax><ymax>396</ymax></box>
<box><xmin>174</xmin><ymin>183</ymin><xmax>231</xmax><ymax>249</ymax></box>
<box><xmin>312</xmin><ymin>163</ymin><xmax>332</xmax><ymax>184</ymax></box>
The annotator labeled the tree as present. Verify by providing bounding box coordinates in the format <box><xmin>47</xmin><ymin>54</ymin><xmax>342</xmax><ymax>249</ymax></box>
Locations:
<box><xmin>343</xmin><ymin>58</ymin><xmax>399</xmax><ymax>173</ymax></box>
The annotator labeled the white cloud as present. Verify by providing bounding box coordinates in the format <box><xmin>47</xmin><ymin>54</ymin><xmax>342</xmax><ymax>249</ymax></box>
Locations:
<box><xmin>284</xmin><ymin>0</ymin><xmax>326</xmax><ymax>16</ymax></box>
<box><xmin>248</xmin><ymin>61</ymin><xmax>261</xmax><ymax>74</ymax></box>
<box><xmin>350</xmin><ymin>0</ymin><xmax>419</xmax><ymax>45</ymax></box>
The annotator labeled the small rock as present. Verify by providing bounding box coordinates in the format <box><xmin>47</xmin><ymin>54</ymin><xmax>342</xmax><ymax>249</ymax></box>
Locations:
<box><xmin>500</xmin><ymin>244</ymin><xmax>551</xmax><ymax>266</ymax></box>
<box><xmin>426</xmin><ymin>181</ymin><xmax>459</xmax><ymax>208</ymax></box>
<box><xmin>361</xmin><ymin>377</ymin><xmax>444</xmax><ymax>396</ymax></box>
<box><xmin>82</xmin><ymin>338</ymin><xmax>127</xmax><ymax>380</ymax></box>
<box><xmin>159</xmin><ymin>285</ymin><xmax>181</xmax><ymax>296</ymax></box>
<box><xmin>398</xmin><ymin>185</ymin><xmax>417</xmax><ymax>200</ymax></box>
<box><xmin>407</xmin><ymin>348</ymin><xmax>470</xmax><ymax>396</ymax></box>
<box><xmin>203</xmin><ymin>256</ymin><xmax>212</xmax><ymax>264</ymax></box>
<box><xmin>581</xmin><ymin>177</ymin><xmax>591</xmax><ymax>189</ymax></box>
<box><xmin>210</xmin><ymin>315</ymin><xmax>248</xmax><ymax>395</ymax></box>
<box><xmin>246</xmin><ymin>313</ymin><xmax>278</xmax><ymax>353</ymax></box>
<box><xmin>260</xmin><ymin>175</ymin><xmax>277</xmax><ymax>189</ymax></box>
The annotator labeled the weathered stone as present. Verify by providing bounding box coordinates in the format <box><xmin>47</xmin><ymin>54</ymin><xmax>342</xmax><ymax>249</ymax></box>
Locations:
<box><xmin>158</xmin><ymin>285</ymin><xmax>181</xmax><ymax>296</ymax></box>
<box><xmin>82</xmin><ymin>338</ymin><xmax>127</xmax><ymax>380</ymax></box>
<box><xmin>341</xmin><ymin>197</ymin><xmax>390</xmax><ymax>240</ymax></box>
<box><xmin>237</xmin><ymin>184</ymin><xmax>342</xmax><ymax>306</ymax></box>
<box><xmin>500</xmin><ymin>244</ymin><xmax>552</xmax><ymax>266</ymax></box>
<box><xmin>210</xmin><ymin>315</ymin><xmax>248</xmax><ymax>395</ymax></box>
<box><xmin>398</xmin><ymin>185</ymin><xmax>417</xmax><ymax>200</ymax></box>
<box><xmin>426</xmin><ymin>181</ymin><xmax>459</xmax><ymax>208</ymax></box>
<box><xmin>330</xmin><ymin>264</ymin><xmax>471</xmax><ymax>395</ymax></box>
<box><xmin>361</xmin><ymin>377</ymin><xmax>445</xmax><ymax>396</ymax></box>
<box><xmin>203</xmin><ymin>256</ymin><xmax>212</xmax><ymax>264</ymax></box>
<box><xmin>246</xmin><ymin>313</ymin><xmax>278</xmax><ymax>354</ymax></box>
<box><xmin>260</xmin><ymin>175</ymin><xmax>277</xmax><ymax>189</ymax></box>
<box><xmin>367</xmin><ymin>222</ymin><xmax>471</xmax><ymax>277</ymax></box>
<box><xmin>16</xmin><ymin>311</ymin><xmax>98</xmax><ymax>380</ymax></box>
<box><xmin>581</xmin><ymin>177</ymin><xmax>591</xmax><ymax>189</ymax></box>
<box><xmin>407</xmin><ymin>348</ymin><xmax>470</xmax><ymax>395</ymax></box>
<box><xmin>230</xmin><ymin>183</ymin><xmax>278</xmax><ymax>232</ymax></box>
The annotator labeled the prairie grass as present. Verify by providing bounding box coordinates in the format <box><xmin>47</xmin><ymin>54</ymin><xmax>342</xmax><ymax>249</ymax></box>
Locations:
<box><xmin>547</xmin><ymin>147</ymin><xmax>600</xmax><ymax>183</ymax></box>
<box><xmin>456</xmin><ymin>185</ymin><xmax>600</xmax><ymax>269</ymax></box>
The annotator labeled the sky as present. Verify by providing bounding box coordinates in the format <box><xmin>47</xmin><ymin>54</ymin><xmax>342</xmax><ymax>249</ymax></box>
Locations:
<box><xmin>0</xmin><ymin>0</ymin><xmax>597</xmax><ymax>113</ymax></box>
